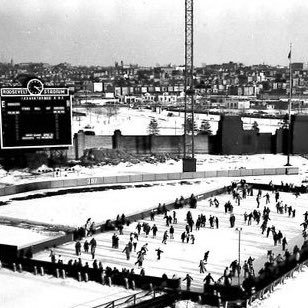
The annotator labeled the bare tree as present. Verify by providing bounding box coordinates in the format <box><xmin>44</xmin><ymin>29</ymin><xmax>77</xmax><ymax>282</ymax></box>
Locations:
<box><xmin>148</xmin><ymin>118</ymin><xmax>160</xmax><ymax>135</ymax></box>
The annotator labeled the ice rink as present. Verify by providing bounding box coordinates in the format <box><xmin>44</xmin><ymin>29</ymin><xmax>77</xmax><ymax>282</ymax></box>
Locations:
<box><xmin>31</xmin><ymin>188</ymin><xmax>307</xmax><ymax>293</ymax></box>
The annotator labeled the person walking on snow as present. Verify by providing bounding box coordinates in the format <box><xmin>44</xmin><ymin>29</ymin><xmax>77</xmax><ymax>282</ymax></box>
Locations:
<box><xmin>215</xmin><ymin>217</ymin><xmax>219</xmax><ymax>229</ymax></box>
<box><xmin>204</xmin><ymin>251</ymin><xmax>210</xmax><ymax>262</ymax></box>
<box><xmin>151</xmin><ymin>224</ymin><xmax>158</xmax><ymax>238</ymax></box>
<box><xmin>183</xmin><ymin>273</ymin><xmax>193</xmax><ymax>291</ymax></box>
<box><xmin>203</xmin><ymin>273</ymin><xmax>215</xmax><ymax>286</ymax></box>
<box><xmin>199</xmin><ymin>259</ymin><xmax>206</xmax><ymax>273</ymax></box>
<box><xmin>264</xmin><ymin>193</ymin><xmax>270</xmax><ymax>204</ymax></box>
<box><xmin>282</xmin><ymin>237</ymin><xmax>288</xmax><ymax>251</ymax></box>
<box><xmin>150</xmin><ymin>210</ymin><xmax>155</xmax><ymax>221</ymax></box>
<box><xmin>181</xmin><ymin>232</ymin><xmax>186</xmax><ymax>243</ymax></box>
<box><xmin>141</xmin><ymin>243</ymin><xmax>148</xmax><ymax>255</ymax></box>
<box><xmin>275</xmin><ymin>190</ymin><xmax>280</xmax><ymax>202</ymax></box>
<box><xmin>162</xmin><ymin>231</ymin><xmax>169</xmax><ymax>244</ymax></box>
<box><xmin>155</xmin><ymin>248</ymin><xmax>164</xmax><ymax>260</ymax></box>
<box><xmin>75</xmin><ymin>241</ymin><xmax>81</xmax><ymax>256</ymax></box>
<box><xmin>169</xmin><ymin>225</ymin><xmax>174</xmax><ymax>239</ymax></box>
<box><xmin>90</xmin><ymin>238</ymin><xmax>97</xmax><ymax>259</ymax></box>
<box><xmin>173</xmin><ymin>211</ymin><xmax>177</xmax><ymax>224</ymax></box>
<box><xmin>136</xmin><ymin>222</ymin><xmax>142</xmax><ymax>235</ymax></box>
<box><xmin>230</xmin><ymin>214</ymin><xmax>235</xmax><ymax>228</ymax></box>
<box><xmin>122</xmin><ymin>244</ymin><xmax>131</xmax><ymax>260</ymax></box>
<box><xmin>83</xmin><ymin>240</ymin><xmax>89</xmax><ymax>253</ymax></box>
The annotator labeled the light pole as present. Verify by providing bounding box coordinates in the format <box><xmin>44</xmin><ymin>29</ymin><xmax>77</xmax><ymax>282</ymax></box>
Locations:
<box><xmin>235</xmin><ymin>227</ymin><xmax>242</xmax><ymax>286</ymax></box>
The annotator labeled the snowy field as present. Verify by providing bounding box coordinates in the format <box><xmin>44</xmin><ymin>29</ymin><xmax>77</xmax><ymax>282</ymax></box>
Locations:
<box><xmin>32</xmin><ymin>190</ymin><xmax>307</xmax><ymax>294</ymax></box>
<box><xmin>0</xmin><ymin>225</ymin><xmax>56</xmax><ymax>246</ymax></box>
<box><xmin>72</xmin><ymin>107</ymin><xmax>282</xmax><ymax>136</ymax></box>
<box><xmin>0</xmin><ymin>268</ymin><xmax>138</xmax><ymax>308</ymax></box>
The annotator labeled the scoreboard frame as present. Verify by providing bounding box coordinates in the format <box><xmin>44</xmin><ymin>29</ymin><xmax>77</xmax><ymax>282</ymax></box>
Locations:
<box><xmin>0</xmin><ymin>82</ymin><xmax>73</xmax><ymax>149</ymax></box>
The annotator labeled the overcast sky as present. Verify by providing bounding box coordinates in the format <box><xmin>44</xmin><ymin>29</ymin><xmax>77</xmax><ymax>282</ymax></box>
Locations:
<box><xmin>1</xmin><ymin>0</ymin><xmax>308</xmax><ymax>66</ymax></box>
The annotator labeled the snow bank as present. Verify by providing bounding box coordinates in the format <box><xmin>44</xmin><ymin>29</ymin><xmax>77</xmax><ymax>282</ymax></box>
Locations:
<box><xmin>0</xmin><ymin>154</ymin><xmax>306</xmax><ymax>185</ymax></box>
<box><xmin>0</xmin><ymin>268</ymin><xmax>137</xmax><ymax>308</ymax></box>
<box><xmin>0</xmin><ymin>225</ymin><xmax>54</xmax><ymax>246</ymax></box>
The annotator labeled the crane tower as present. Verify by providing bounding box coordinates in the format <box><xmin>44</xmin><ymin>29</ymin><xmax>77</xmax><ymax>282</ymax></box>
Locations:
<box><xmin>183</xmin><ymin>0</ymin><xmax>196</xmax><ymax>172</ymax></box>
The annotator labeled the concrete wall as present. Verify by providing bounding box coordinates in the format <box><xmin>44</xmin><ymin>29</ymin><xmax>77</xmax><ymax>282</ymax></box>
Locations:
<box><xmin>257</xmin><ymin>133</ymin><xmax>273</xmax><ymax>154</ymax></box>
<box><xmin>217</xmin><ymin>115</ymin><xmax>277</xmax><ymax>155</ymax></box>
<box><xmin>69</xmin><ymin>115</ymin><xmax>308</xmax><ymax>159</ymax></box>
<box><xmin>113</xmin><ymin>130</ymin><xmax>209</xmax><ymax>155</ymax></box>
<box><xmin>217</xmin><ymin>115</ymin><xmax>243</xmax><ymax>154</ymax></box>
<box><xmin>73</xmin><ymin>132</ymin><xmax>113</xmax><ymax>159</ymax></box>
<box><xmin>84</xmin><ymin>135</ymin><xmax>112</xmax><ymax>150</ymax></box>
<box><xmin>151</xmin><ymin>135</ymin><xmax>183</xmax><ymax>154</ymax></box>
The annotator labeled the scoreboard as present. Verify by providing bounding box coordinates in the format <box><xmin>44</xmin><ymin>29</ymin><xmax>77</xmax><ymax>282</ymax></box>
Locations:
<box><xmin>0</xmin><ymin>79</ymin><xmax>72</xmax><ymax>149</ymax></box>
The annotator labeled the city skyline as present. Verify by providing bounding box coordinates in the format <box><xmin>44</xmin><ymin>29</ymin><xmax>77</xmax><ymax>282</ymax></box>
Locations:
<box><xmin>1</xmin><ymin>0</ymin><xmax>308</xmax><ymax>66</ymax></box>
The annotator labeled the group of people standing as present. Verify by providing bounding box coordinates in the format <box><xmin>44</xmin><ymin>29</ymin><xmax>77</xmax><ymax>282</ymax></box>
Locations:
<box><xmin>75</xmin><ymin>237</ymin><xmax>97</xmax><ymax>259</ymax></box>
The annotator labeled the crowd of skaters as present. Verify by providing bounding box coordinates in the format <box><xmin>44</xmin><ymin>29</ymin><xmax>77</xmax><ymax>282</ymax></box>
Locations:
<box><xmin>51</xmin><ymin>180</ymin><xmax>307</xmax><ymax>292</ymax></box>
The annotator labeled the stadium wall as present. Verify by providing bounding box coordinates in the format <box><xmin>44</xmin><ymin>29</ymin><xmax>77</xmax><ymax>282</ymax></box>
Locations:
<box><xmin>216</xmin><ymin>115</ymin><xmax>274</xmax><ymax>155</ymax></box>
<box><xmin>69</xmin><ymin>115</ymin><xmax>307</xmax><ymax>159</ymax></box>
<box><xmin>291</xmin><ymin>114</ymin><xmax>308</xmax><ymax>154</ymax></box>
<box><xmin>112</xmin><ymin>130</ymin><xmax>209</xmax><ymax>155</ymax></box>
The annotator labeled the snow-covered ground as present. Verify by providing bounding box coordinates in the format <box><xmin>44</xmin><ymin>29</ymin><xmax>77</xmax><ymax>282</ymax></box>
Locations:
<box><xmin>73</xmin><ymin>107</ymin><xmax>282</xmax><ymax>136</ymax></box>
<box><xmin>0</xmin><ymin>225</ymin><xmax>56</xmax><ymax>246</ymax></box>
<box><xmin>250</xmin><ymin>266</ymin><xmax>308</xmax><ymax>308</ymax></box>
<box><xmin>0</xmin><ymin>154</ymin><xmax>307</xmax><ymax>186</ymax></box>
<box><xmin>0</xmin><ymin>268</ymin><xmax>138</xmax><ymax>308</ymax></box>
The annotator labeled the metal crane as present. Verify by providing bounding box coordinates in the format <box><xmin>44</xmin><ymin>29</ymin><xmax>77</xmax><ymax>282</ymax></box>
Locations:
<box><xmin>183</xmin><ymin>0</ymin><xmax>196</xmax><ymax>172</ymax></box>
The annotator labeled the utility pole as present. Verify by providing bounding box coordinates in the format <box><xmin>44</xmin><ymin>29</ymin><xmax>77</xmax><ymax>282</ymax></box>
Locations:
<box><xmin>183</xmin><ymin>0</ymin><xmax>196</xmax><ymax>172</ymax></box>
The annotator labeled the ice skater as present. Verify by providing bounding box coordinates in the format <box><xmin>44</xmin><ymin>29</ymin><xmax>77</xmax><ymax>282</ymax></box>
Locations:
<box><xmin>199</xmin><ymin>259</ymin><xmax>206</xmax><ymax>273</ymax></box>
<box><xmin>183</xmin><ymin>273</ymin><xmax>193</xmax><ymax>291</ymax></box>
<box><xmin>155</xmin><ymin>248</ymin><xmax>164</xmax><ymax>260</ymax></box>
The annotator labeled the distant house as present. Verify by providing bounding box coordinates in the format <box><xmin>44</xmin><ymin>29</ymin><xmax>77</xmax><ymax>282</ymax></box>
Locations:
<box><xmin>157</xmin><ymin>92</ymin><xmax>178</xmax><ymax>106</ymax></box>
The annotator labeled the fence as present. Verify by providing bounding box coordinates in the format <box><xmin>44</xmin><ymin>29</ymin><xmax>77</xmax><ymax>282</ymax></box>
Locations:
<box><xmin>0</xmin><ymin>167</ymin><xmax>299</xmax><ymax>198</ymax></box>
<box><xmin>90</xmin><ymin>289</ymin><xmax>166</xmax><ymax>308</ymax></box>
<box><xmin>0</xmin><ymin>257</ymin><xmax>181</xmax><ymax>297</ymax></box>
<box><xmin>245</xmin><ymin>260</ymin><xmax>308</xmax><ymax>307</ymax></box>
